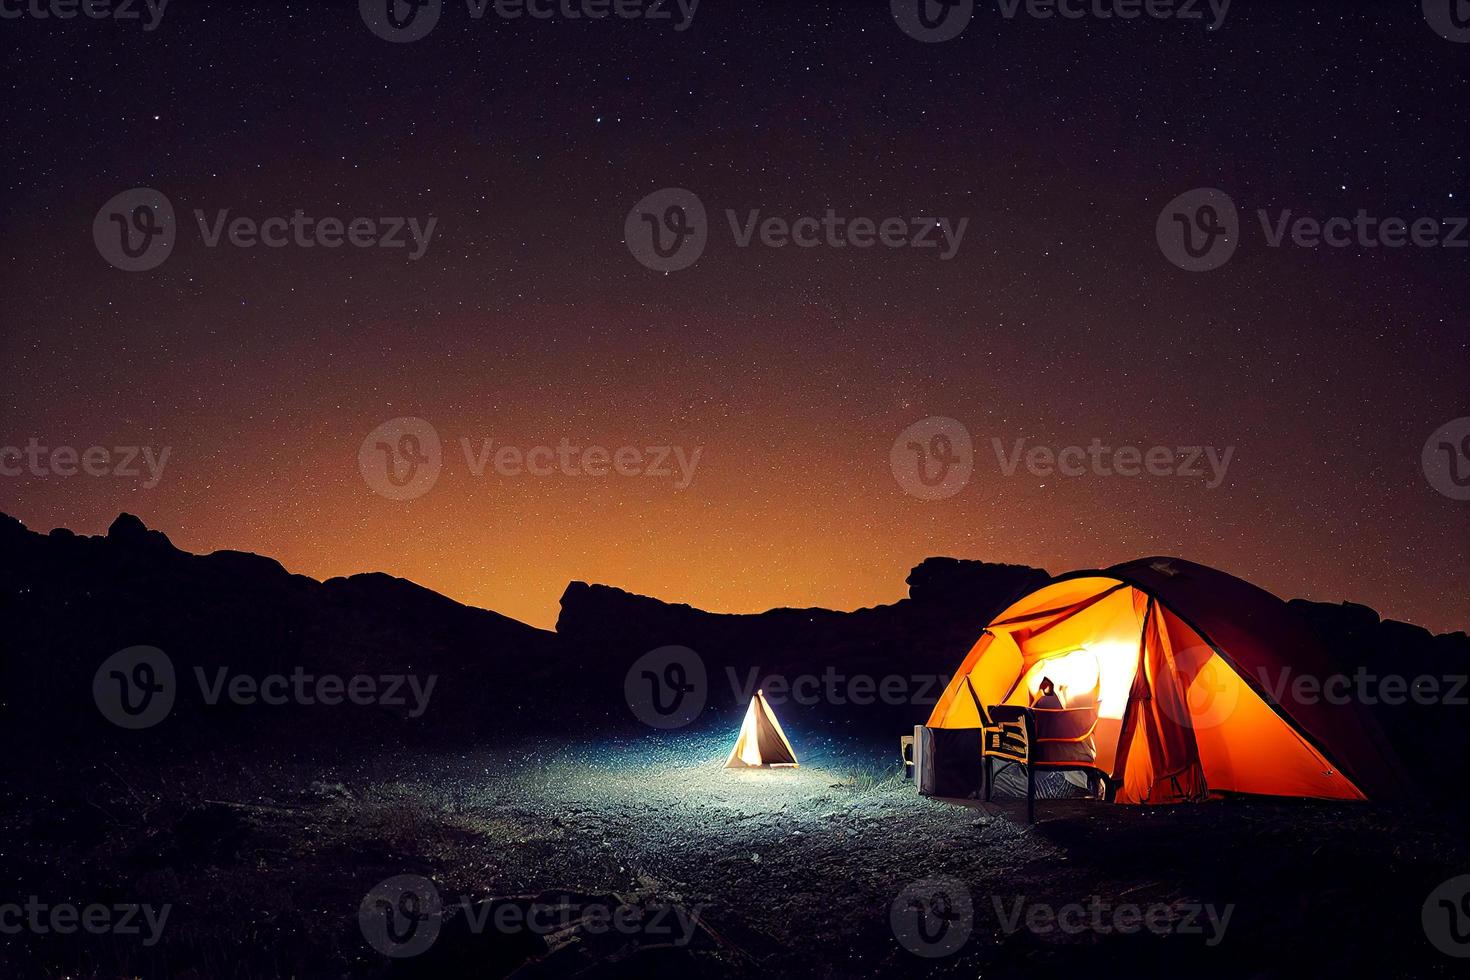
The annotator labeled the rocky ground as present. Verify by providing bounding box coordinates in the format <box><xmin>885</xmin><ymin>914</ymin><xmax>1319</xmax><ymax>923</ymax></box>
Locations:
<box><xmin>1</xmin><ymin>729</ymin><xmax>1466</xmax><ymax>978</ymax></box>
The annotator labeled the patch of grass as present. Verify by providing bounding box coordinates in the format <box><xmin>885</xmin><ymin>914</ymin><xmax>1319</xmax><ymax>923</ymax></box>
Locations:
<box><xmin>828</xmin><ymin>766</ymin><xmax>905</xmax><ymax>795</ymax></box>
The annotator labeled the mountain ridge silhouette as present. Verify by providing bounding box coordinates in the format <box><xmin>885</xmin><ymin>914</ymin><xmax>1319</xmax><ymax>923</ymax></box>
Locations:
<box><xmin>2</xmin><ymin>511</ymin><xmax>1465</xmax><ymax>800</ymax></box>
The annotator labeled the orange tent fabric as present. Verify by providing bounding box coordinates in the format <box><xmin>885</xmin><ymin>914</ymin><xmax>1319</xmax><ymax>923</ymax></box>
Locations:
<box><xmin>926</xmin><ymin>558</ymin><xmax>1406</xmax><ymax>803</ymax></box>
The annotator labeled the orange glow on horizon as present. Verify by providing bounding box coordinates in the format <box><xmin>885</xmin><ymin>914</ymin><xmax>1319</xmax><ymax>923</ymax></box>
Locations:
<box><xmin>3</xmin><ymin>310</ymin><xmax>1465</xmax><ymax>636</ymax></box>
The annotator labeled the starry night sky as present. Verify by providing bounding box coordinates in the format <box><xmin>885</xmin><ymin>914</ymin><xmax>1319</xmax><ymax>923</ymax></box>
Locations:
<box><xmin>2</xmin><ymin>0</ymin><xmax>1467</xmax><ymax>631</ymax></box>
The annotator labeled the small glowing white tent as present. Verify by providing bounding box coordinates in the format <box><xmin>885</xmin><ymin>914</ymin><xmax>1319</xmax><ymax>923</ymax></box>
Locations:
<box><xmin>725</xmin><ymin>691</ymin><xmax>799</xmax><ymax>769</ymax></box>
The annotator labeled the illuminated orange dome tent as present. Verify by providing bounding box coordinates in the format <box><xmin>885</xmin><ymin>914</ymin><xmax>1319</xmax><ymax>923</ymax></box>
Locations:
<box><xmin>925</xmin><ymin>558</ymin><xmax>1406</xmax><ymax>803</ymax></box>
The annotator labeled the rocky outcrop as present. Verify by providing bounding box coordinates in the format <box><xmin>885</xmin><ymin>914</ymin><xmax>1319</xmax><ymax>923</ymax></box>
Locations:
<box><xmin>1288</xmin><ymin>598</ymin><xmax>1470</xmax><ymax>801</ymax></box>
<box><xmin>905</xmin><ymin>556</ymin><xmax>1050</xmax><ymax>609</ymax></box>
<box><xmin>556</xmin><ymin>558</ymin><xmax>1052</xmax><ymax>732</ymax></box>
<box><xmin>0</xmin><ymin>512</ymin><xmax>557</xmax><ymax>752</ymax></box>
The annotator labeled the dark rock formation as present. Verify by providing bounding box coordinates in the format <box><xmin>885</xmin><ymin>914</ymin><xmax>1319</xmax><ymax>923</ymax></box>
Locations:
<box><xmin>906</xmin><ymin>556</ymin><xmax>1050</xmax><ymax>608</ymax></box>
<box><xmin>1289</xmin><ymin>599</ymin><xmax>1470</xmax><ymax>802</ymax></box>
<box><xmin>0</xmin><ymin>512</ymin><xmax>558</xmax><ymax>756</ymax></box>
<box><xmin>557</xmin><ymin>559</ymin><xmax>1051</xmax><ymax>733</ymax></box>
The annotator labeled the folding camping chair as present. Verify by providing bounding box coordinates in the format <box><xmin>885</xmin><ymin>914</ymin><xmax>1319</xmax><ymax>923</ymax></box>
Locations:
<box><xmin>970</xmin><ymin>677</ymin><xmax>1110</xmax><ymax>823</ymax></box>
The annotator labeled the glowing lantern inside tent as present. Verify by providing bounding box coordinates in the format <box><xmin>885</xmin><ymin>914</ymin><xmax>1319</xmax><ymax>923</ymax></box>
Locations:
<box><xmin>724</xmin><ymin>691</ymin><xmax>799</xmax><ymax>769</ymax></box>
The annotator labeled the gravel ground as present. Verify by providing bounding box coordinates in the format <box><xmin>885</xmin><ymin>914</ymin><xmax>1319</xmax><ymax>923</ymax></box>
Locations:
<box><xmin>2</xmin><ymin>729</ymin><xmax>1466</xmax><ymax>978</ymax></box>
<box><xmin>388</xmin><ymin>731</ymin><xmax>1052</xmax><ymax>975</ymax></box>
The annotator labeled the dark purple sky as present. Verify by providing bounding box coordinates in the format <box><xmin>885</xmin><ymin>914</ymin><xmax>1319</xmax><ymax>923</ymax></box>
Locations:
<box><xmin>2</xmin><ymin>0</ymin><xmax>1467</xmax><ymax>631</ymax></box>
